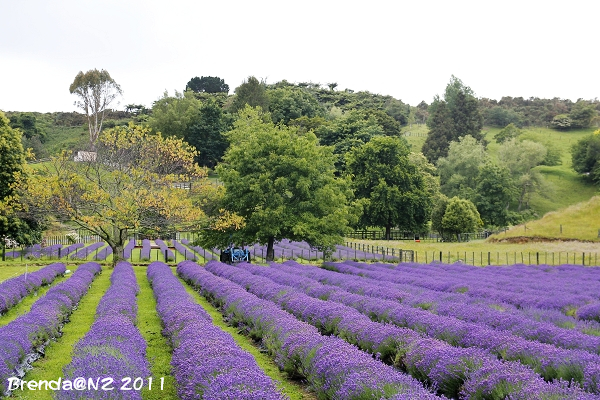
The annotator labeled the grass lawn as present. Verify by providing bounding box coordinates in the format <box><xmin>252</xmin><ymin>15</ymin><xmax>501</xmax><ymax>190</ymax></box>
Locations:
<box><xmin>345</xmin><ymin>238</ymin><xmax>600</xmax><ymax>266</ymax></box>
<box><xmin>491</xmin><ymin>196</ymin><xmax>600</xmax><ymax>242</ymax></box>
<box><xmin>401</xmin><ymin>123</ymin><xmax>428</xmax><ymax>152</ymax></box>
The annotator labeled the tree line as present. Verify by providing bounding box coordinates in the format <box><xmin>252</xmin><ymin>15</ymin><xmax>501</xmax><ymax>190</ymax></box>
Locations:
<box><xmin>2</xmin><ymin>70</ymin><xmax>600</xmax><ymax>262</ymax></box>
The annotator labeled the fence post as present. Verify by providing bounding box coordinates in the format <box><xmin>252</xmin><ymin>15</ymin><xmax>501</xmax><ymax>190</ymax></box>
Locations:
<box><xmin>536</xmin><ymin>252</ymin><xmax>539</xmax><ymax>265</ymax></box>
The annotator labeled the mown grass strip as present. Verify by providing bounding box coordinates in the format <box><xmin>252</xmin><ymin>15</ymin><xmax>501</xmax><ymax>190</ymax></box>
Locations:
<box><xmin>133</xmin><ymin>266</ymin><xmax>178</xmax><ymax>400</ymax></box>
<box><xmin>11</xmin><ymin>266</ymin><xmax>111</xmax><ymax>400</ymax></box>
<box><xmin>0</xmin><ymin>273</ymin><xmax>70</xmax><ymax>328</ymax></box>
<box><xmin>177</xmin><ymin>268</ymin><xmax>316</xmax><ymax>400</ymax></box>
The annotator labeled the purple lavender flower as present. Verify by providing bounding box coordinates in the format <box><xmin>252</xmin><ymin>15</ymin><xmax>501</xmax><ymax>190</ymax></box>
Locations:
<box><xmin>140</xmin><ymin>239</ymin><xmax>151</xmax><ymax>261</ymax></box>
<box><xmin>178</xmin><ymin>260</ymin><xmax>441</xmax><ymax>399</ymax></box>
<box><xmin>172</xmin><ymin>240</ymin><xmax>197</xmax><ymax>261</ymax></box>
<box><xmin>154</xmin><ymin>240</ymin><xmax>175</xmax><ymax>262</ymax></box>
<box><xmin>147</xmin><ymin>261</ymin><xmax>286</xmax><ymax>400</ymax></box>
<box><xmin>0</xmin><ymin>263</ymin><xmax>66</xmax><ymax>314</ymax></box>
<box><xmin>0</xmin><ymin>262</ymin><xmax>101</xmax><ymax>395</ymax></box>
<box><xmin>56</xmin><ymin>261</ymin><xmax>150</xmax><ymax>400</ymax></box>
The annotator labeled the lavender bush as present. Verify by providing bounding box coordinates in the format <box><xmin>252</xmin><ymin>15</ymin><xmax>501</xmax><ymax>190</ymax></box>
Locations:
<box><xmin>147</xmin><ymin>261</ymin><xmax>286</xmax><ymax>400</ymax></box>
<box><xmin>0</xmin><ymin>263</ymin><xmax>66</xmax><ymax>314</ymax></box>
<box><xmin>154</xmin><ymin>240</ymin><xmax>175</xmax><ymax>262</ymax></box>
<box><xmin>70</xmin><ymin>242</ymin><xmax>105</xmax><ymax>260</ymax></box>
<box><xmin>56</xmin><ymin>261</ymin><xmax>150</xmax><ymax>400</ymax></box>
<box><xmin>172</xmin><ymin>240</ymin><xmax>197</xmax><ymax>261</ymax></box>
<box><xmin>140</xmin><ymin>239</ymin><xmax>151</xmax><ymax>261</ymax></box>
<box><xmin>0</xmin><ymin>262</ymin><xmax>101</xmax><ymax>395</ymax></box>
<box><xmin>178</xmin><ymin>260</ymin><xmax>442</xmax><ymax>399</ymax></box>
<box><xmin>206</xmin><ymin>260</ymin><xmax>595</xmax><ymax>399</ymax></box>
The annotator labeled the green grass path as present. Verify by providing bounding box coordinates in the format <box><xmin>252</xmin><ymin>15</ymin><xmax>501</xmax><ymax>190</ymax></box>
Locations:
<box><xmin>133</xmin><ymin>266</ymin><xmax>178</xmax><ymax>400</ymax></box>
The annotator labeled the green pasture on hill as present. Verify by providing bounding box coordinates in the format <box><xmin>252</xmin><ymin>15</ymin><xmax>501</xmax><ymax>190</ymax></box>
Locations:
<box><xmin>482</xmin><ymin>126</ymin><xmax>598</xmax><ymax>215</ymax></box>
<box><xmin>402</xmin><ymin>124</ymin><xmax>598</xmax><ymax>217</ymax></box>
<box><xmin>489</xmin><ymin>195</ymin><xmax>600</xmax><ymax>242</ymax></box>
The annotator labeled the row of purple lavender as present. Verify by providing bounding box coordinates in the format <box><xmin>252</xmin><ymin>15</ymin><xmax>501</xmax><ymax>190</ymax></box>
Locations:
<box><xmin>154</xmin><ymin>240</ymin><xmax>175</xmax><ymax>261</ymax></box>
<box><xmin>147</xmin><ymin>261</ymin><xmax>286</xmax><ymax>399</ymax></box>
<box><xmin>56</xmin><ymin>261</ymin><xmax>150</xmax><ymax>400</ymax></box>
<box><xmin>0</xmin><ymin>262</ymin><xmax>102</xmax><ymax>395</ymax></box>
<box><xmin>204</xmin><ymin>260</ymin><xmax>596</xmax><ymax>399</ymax></box>
<box><xmin>177</xmin><ymin>260</ymin><xmax>442</xmax><ymax>400</ymax></box>
<box><xmin>334</xmin><ymin>260</ymin><xmax>600</xmax><ymax>323</ymax></box>
<box><xmin>268</xmin><ymin>260</ymin><xmax>600</xmax><ymax>393</ymax></box>
<box><xmin>171</xmin><ymin>240</ymin><xmax>198</xmax><ymax>260</ymax></box>
<box><xmin>372</xmin><ymin>261</ymin><xmax>600</xmax><ymax>311</ymax></box>
<box><xmin>0</xmin><ymin>263</ymin><xmax>65</xmax><ymax>314</ymax></box>
<box><xmin>313</xmin><ymin>261</ymin><xmax>600</xmax><ymax>354</ymax></box>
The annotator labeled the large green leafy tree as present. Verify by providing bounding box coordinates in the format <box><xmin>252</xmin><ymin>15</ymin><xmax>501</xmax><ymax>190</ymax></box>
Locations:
<box><xmin>422</xmin><ymin>76</ymin><xmax>483</xmax><ymax>163</ymax></box>
<box><xmin>186</xmin><ymin>76</ymin><xmax>229</xmax><ymax>93</ymax></box>
<box><xmin>473</xmin><ymin>161</ymin><xmax>517</xmax><ymax>227</ymax></box>
<box><xmin>571</xmin><ymin>130</ymin><xmax>600</xmax><ymax>185</ymax></box>
<box><xmin>149</xmin><ymin>90</ymin><xmax>201</xmax><ymax>139</ymax></box>
<box><xmin>230</xmin><ymin>76</ymin><xmax>270</xmax><ymax>113</ymax></box>
<box><xmin>421</xmin><ymin>100</ymin><xmax>454</xmax><ymax>163</ymax></box>
<box><xmin>187</xmin><ymin>99</ymin><xmax>232</xmax><ymax>168</ymax></box>
<box><xmin>69</xmin><ymin>69</ymin><xmax>122</xmax><ymax>150</ymax></box>
<box><xmin>201</xmin><ymin>107</ymin><xmax>355</xmax><ymax>261</ymax></box>
<box><xmin>498</xmin><ymin>138</ymin><xmax>548</xmax><ymax>211</ymax></box>
<box><xmin>569</xmin><ymin>101</ymin><xmax>598</xmax><ymax>129</ymax></box>
<box><xmin>267</xmin><ymin>86</ymin><xmax>323</xmax><ymax>125</ymax></box>
<box><xmin>346</xmin><ymin>136</ymin><xmax>432</xmax><ymax>239</ymax></box>
<box><xmin>441</xmin><ymin>197</ymin><xmax>482</xmax><ymax>242</ymax></box>
<box><xmin>316</xmin><ymin>109</ymin><xmax>385</xmax><ymax>172</ymax></box>
<box><xmin>150</xmin><ymin>91</ymin><xmax>231</xmax><ymax>167</ymax></box>
<box><xmin>436</xmin><ymin>135</ymin><xmax>488</xmax><ymax>200</ymax></box>
<box><xmin>0</xmin><ymin>112</ymin><xmax>42</xmax><ymax>259</ymax></box>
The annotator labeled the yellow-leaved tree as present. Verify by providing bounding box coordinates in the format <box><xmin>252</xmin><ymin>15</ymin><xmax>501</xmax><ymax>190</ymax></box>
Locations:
<box><xmin>28</xmin><ymin>123</ymin><xmax>206</xmax><ymax>265</ymax></box>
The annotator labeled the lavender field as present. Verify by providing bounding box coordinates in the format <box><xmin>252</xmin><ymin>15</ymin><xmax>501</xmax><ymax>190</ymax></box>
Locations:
<box><xmin>1</xmin><ymin>239</ymin><xmax>410</xmax><ymax>264</ymax></box>
<box><xmin>2</xmin><ymin>258</ymin><xmax>600</xmax><ymax>399</ymax></box>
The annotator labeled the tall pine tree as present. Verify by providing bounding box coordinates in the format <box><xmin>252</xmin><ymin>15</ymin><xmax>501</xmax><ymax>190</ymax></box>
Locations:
<box><xmin>422</xmin><ymin>76</ymin><xmax>483</xmax><ymax>164</ymax></box>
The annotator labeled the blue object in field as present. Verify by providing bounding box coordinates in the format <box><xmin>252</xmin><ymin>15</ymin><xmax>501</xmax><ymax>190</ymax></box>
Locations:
<box><xmin>221</xmin><ymin>246</ymin><xmax>250</xmax><ymax>263</ymax></box>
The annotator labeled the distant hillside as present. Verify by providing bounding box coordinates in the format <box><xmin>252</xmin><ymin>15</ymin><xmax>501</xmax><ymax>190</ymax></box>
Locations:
<box><xmin>489</xmin><ymin>196</ymin><xmax>600</xmax><ymax>242</ymax></box>
<box><xmin>482</xmin><ymin>126</ymin><xmax>599</xmax><ymax>216</ymax></box>
<box><xmin>6</xmin><ymin>110</ymin><xmax>133</xmax><ymax>157</ymax></box>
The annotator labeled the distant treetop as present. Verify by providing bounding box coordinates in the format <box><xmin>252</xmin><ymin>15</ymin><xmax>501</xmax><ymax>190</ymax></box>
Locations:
<box><xmin>186</xmin><ymin>76</ymin><xmax>229</xmax><ymax>94</ymax></box>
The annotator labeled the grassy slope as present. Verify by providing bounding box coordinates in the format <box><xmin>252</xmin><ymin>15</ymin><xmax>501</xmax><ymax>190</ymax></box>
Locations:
<box><xmin>483</xmin><ymin>126</ymin><xmax>598</xmax><ymax>215</ymax></box>
<box><xmin>489</xmin><ymin>195</ymin><xmax>600</xmax><ymax>242</ymax></box>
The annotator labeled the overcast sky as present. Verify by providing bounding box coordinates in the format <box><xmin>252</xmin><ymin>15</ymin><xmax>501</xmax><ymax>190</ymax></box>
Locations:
<box><xmin>1</xmin><ymin>0</ymin><xmax>598</xmax><ymax>113</ymax></box>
